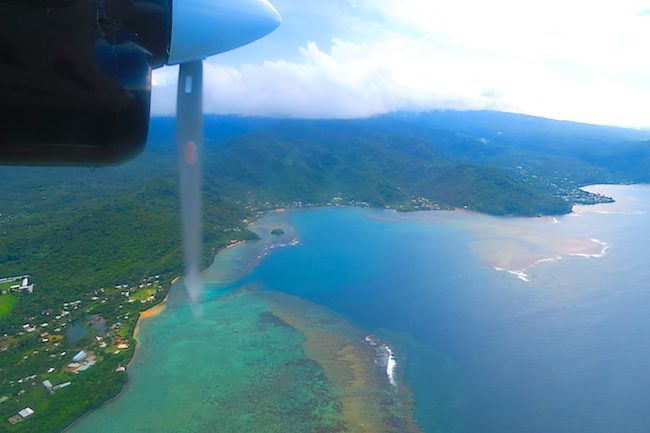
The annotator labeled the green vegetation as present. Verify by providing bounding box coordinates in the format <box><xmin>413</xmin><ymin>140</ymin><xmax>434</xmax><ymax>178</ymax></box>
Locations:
<box><xmin>391</xmin><ymin>110</ymin><xmax>650</xmax><ymax>192</ymax></box>
<box><xmin>0</xmin><ymin>281</ymin><xmax>18</xmax><ymax>292</ymax></box>
<box><xmin>206</xmin><ymin>119</ymin><xmax>572</xmax><ymax>216</ymax></box>
<box><xmin>0</xmin><ymin>295</ymin><xmax>17</xmax><ymax>318</ymax></box>
<box><xmin>0</xmin><ymin>153</ymin><xmax>257</xmax><ymax>331</ymax></box>
<box><xmin>2</xmin><ymin>356</ymin><xmax>127</xmax><ymax>433</ymax></box>
<box><xmin>130</xmin><ymin>288</ymin><xmax>156</xmax><ymax>302</ymax></box>
<box><xmin>0</xmin><ymin>145</ymin><xmax>256</xmax><ymax>432</ymax></box>
<box><xmin>0</xmin><ymin>278</ymin><xmax>166</xmax><ymax>433</ymax></box>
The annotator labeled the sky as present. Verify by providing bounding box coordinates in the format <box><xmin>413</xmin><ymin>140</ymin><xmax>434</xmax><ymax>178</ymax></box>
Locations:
<box><xmin>151</xmin><ymin>0</ymin><xmax>650</xmax><ymax>127</ymax></box>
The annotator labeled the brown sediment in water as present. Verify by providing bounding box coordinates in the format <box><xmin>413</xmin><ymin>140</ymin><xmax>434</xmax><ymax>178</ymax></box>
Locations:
<box><xmin>259</xmin><ymin>291</ymin><xmax>422</xmax><ymax>433</ymax></box>
<box><xmin>468</xmin><ymin>216</ymin><xmax>609</xmax><ymax>276</ymax></box>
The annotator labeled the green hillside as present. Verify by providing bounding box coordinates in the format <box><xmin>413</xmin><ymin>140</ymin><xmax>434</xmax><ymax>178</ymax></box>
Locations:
<box><xmin>208</xmin><ymin>119</ymin><xmax>570</xmax><ymax>214</ymax></box>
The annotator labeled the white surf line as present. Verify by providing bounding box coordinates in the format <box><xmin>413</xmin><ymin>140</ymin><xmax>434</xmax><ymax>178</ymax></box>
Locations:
<box><xmin>494</xmin><ymin>255</ymin><xmax>563</xmax><ymax>283</ymax></box>
<box><xmin>494</xmin><ymin>238</ymin><xmax>610</xmax><ymax>282</ymax></box>
<box><xmin>364</xmin><ymin>336</ymin><xmax>397</xmax><ymax>387</ymax></box>
<box><xmin>385</xmin><ymin>345</ymin><xmax>397</xmax><ymax>387</ymax></box>
<box><xmin>256</xmin><ymin>237</ymin><xmax>301</xmax><ymax>260</ymax></box>
<box><xmin>570</xmin><ymin>238</ymin><xmax>610</xmax><ymax>258</ymax></box>
<box><xmin>494</xmin><ymin>266</ymin><xmax>530</xmax><ymax>283</ymax></box>
<box><xmin>532</xmin><ymin>256</ymin><xmax>563</xmax><ymax>266</ymax></box>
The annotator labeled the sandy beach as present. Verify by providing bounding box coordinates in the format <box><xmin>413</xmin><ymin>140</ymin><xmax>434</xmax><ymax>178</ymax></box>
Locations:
<box><xmin>133</xmin><ymin>291</ymin><xmax>170</xmax><ymax>340</ymax></box>
<box><xmin>226</xmin><ymin>240</ymin><xmax>245</xmax><ymax>249</ymax></box>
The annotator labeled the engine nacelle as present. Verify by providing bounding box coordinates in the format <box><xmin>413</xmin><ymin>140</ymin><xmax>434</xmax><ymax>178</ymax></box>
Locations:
<box><xmin>0</xmin><ymin>0</ymin><xmax>280</xmax><ymax>166</ymax></box>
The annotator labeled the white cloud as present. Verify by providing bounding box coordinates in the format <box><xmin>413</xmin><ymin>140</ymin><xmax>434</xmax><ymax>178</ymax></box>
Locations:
<box><xmin>152</xmin><ymin>38</ymin><xmax>504</xmax><ymax>119</ymax></box>
<box><xmin>151</xmin><ymin>0</ymin><xmax>650</xmax><ymax>126</ymax></box>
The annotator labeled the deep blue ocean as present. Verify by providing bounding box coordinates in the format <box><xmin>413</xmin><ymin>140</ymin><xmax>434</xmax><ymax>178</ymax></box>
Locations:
<box><xmin>245</xmin><ymin>185</ymin><xmax>650</xmax><ymax>433</ymax></box>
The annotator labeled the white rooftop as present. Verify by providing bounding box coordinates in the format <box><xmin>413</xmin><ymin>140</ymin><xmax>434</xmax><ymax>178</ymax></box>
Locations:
<box><xmin>18</xmin><ymin>407</ymin><xmax>34</xmax><ymax>418</ymax></box>
<box><xmin>72</xmin><ymin>351</ymin><xmax>87</xmax><ymax>362</ymax></box>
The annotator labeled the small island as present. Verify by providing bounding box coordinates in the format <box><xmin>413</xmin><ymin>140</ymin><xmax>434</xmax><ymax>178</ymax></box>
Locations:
<box><xmin>270</xmin><ymin>228</ymin><xmax>285</xmax><ymax>236</ymax></box>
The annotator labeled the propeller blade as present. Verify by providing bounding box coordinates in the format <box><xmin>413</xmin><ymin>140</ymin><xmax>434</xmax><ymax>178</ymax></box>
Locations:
<box><xmin>176</xmin><ymin>60</ymin><xmax>204</xmax><ymax>302</ymax></box>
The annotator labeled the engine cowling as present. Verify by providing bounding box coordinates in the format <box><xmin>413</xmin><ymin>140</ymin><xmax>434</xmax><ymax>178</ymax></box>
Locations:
<box><xmin>0</xmin><ymin>0</ymin><xmax>280</xmax><ymax>166</ymax></box>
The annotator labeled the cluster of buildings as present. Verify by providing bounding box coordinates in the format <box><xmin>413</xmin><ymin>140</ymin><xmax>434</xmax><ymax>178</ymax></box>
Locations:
<box><xmin>399</xmin><ymin>196</ymin><xmax>445</xmax><ymax>211</ymax></box>
<box><xmin>66</xmin><ymin>350</ymin><xmax>97</xmax><ymax>373</ymax></box>
<box><xmin>42</xmin><ymin>379</ymin><xmax>71</xmax><ymax>393</ymax></box>
<box><xmin>3</xmin><ymin>275</ymin><xmax>165</xmax><ymax>426</ymax></box>
<box><xmin>115</xmin><ymin>275</ymin><xmax>160</xmax><ymax>291</ymax></box>
<box><xmin>4</xmin><ymin>349</ymin><xmax>98</xmax><ymax>422</ymax></box>
<box><xmin>0</xmin><ymin>275</ymin><xmax>34</xmax><ymax>294</ymax></box>
<box><xmin>7</xmin><ymin>407</ymin><xmax>34</xmax><ymax>425</ymax></box>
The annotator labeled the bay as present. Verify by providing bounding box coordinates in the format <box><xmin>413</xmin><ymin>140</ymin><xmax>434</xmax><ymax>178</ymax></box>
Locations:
<box><xmin>68</xmin><ymin>185</ymin><xmax>650</xmax><ymax>433</ymax></box>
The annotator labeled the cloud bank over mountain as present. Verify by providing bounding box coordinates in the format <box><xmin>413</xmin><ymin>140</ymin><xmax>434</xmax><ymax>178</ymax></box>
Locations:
<box><xmin>151</xmin><ymin>0</ymin><xmax>650</xmax><ymax>127</ymax></box>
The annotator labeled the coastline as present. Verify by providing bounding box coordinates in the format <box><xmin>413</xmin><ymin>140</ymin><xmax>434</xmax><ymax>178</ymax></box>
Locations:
<box><xmin>70</xmin><ymin>234</ymin><xmax>257</xmax><ymax>418</ymax></box>
<box><xmin>226</xmin><ymin>240</ymin><xmax>245</xmax><ymax>249</ymax></box>
<box><xmin>64</xmin><ymin>251</ymin><xmax>225</xmax><ymax>432</ymax></box>
<box><xmin>103</xmin><ymin>238</ymin><xmax>257</xmax><ymax>410</ymax></box>
<box><xmin>133</xmin><ymin>289</ymin><xmax>171</xmax><ymax>341</ymax></box>
<box><xmin>62</xmin><ymin>280</ymin><xmax>176</xmax><ymax>433</ymax></box>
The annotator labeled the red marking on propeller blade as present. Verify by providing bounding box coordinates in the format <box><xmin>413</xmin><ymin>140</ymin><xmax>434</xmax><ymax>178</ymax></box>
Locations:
<box><xmin>186</xmin><ymin>141</ymin><xmax>197</xmax><ymax>165</ymax></box>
